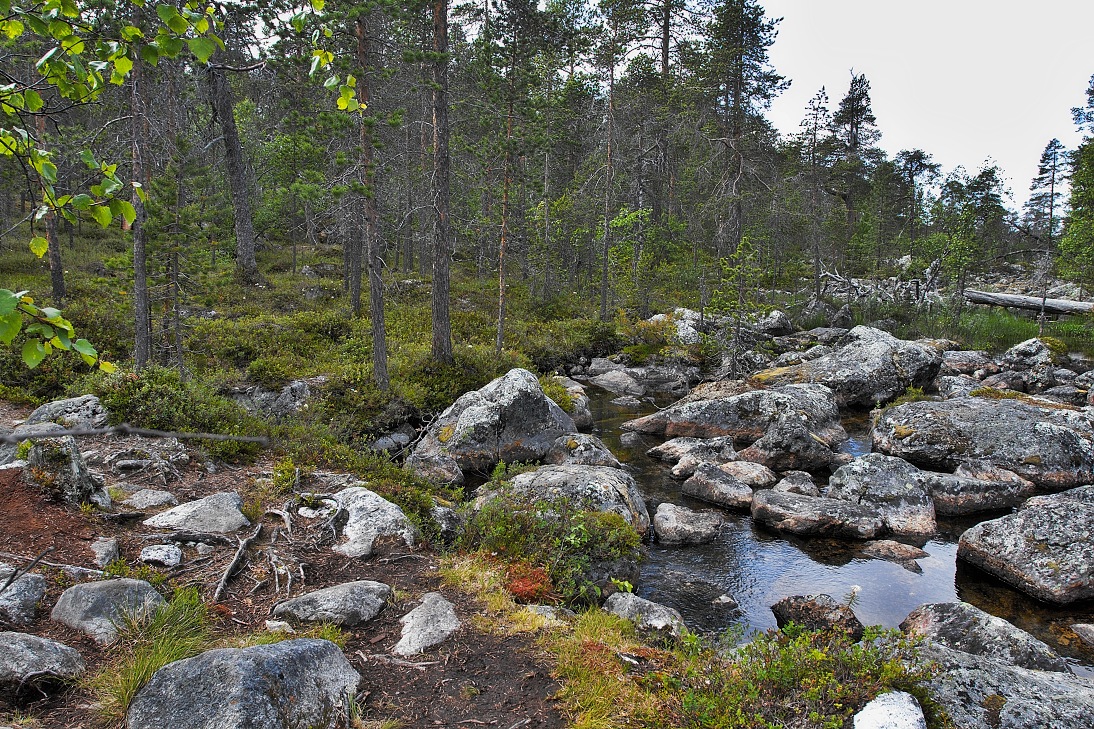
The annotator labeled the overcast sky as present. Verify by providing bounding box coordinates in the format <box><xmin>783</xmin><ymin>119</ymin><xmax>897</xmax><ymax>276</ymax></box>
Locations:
<box><xmin>759</xmin><ymin>0</ymin><xmax>1094</xmax><ymax>208</ymax></box>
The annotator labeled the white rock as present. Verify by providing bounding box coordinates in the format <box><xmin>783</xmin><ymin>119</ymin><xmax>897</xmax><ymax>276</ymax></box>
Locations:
<box><xmin>140</xmin><ymin>545</ymin><xmax>182</xmax><ymax>568</ymax></box>
<box><xmin>853</xmin><ymin>690</ymin><xmax>926</xmax><ymax>729</ymax></box>
<box><xmin>393</xmin><ymin>592</ymin><xmax>460</xmax><ymax>657</ymax></box>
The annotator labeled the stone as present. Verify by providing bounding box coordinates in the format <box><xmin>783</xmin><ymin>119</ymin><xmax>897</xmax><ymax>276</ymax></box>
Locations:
<box><xmin>24</xmin><ymin>435</ymin><xmax>100</xmax><ymax>504</ymax></box>
<box><xmin>872</xmin><ymin>397</ymin><xmax>1094</xmax><ymax>490</ymax></box>
<box><xmin>861</xmin><ymin>540</ymin><xmax>928</xmax><ymax>572</ymax></box>
<box><xmin>406</xmin><ymin>368</ymin><xmax>576</xmax><ymax>485</ymax></box>
<box><xmin>623</xmin><ymin>383</ymin><xmax>845</xmax><ymax>445</ymax></box>
<box><xmin>24</xmin><ymin>394</ymin><xmax>109</xmax><ymax>430</ymax></box>
<box><xmin>900</xmin><ymin>602</ymin><xmax>1069</xmax><ymax>672</ymax></box>
<box><xmin>826</xmin><ymin>454</ymin><xmax>936</xmax><ymax>537</ymax></box>
<box><xmin>51</xmin><ymin>578</ymin><xmax>165</xmax><ymax>644</ymax></box>
<box><xmin>273</xmin><ymin>581</ymin><xmax>392</xmax><ymax>626</ymax></box>
<box><xmin>919</xmin><ymin>641</ymin><xmax>1094</xmax><ymax>729</ymax></box>
<box><xmin>126</xmin><ymin>639</ymin><xmax>359</xmax><ymax>729</ymax></box>
<box><xmin>143</xmin><ymin>492</ymin><xmax>250</xmax><ymax>534</ymax></box>
<box><xmin>1001</xmin><ymin>338</ymin><xmax>1062</xmax><ymax>369</ymax></box>
<box><xmin>625</xmin><ymin>364</ymin><xmax>696</xmax><ymax>396</ymax></box>
<box><xmin>717</xmin><ymin>460</ymin><xmax>777</xmax><ymax>488</ymax></box>
<box><xmin>921</xmin><ymin>465</ymin><xmax>1036</xmax><ymax>516</ymax></box>
<box><xmin>770</xmin><ymin>594</ymin><xmax>864</xmax><ymax>641</ymax></box>
<box><xmin>587</xmin><ymin>357</ymin><xmax>622</xmax><ymax>376</ymax></box>
<box><xmin>332</xmin><ymin>486</ymin><xmax>417</xmax><ymax>558</ymax></box>
<box><xmin>90</xmin><ymin>537</ymin><xmax>120</xmax><ymax>568</ymax></box>
<box><xmin>853</xmin><ymin>691</ymin><xmax>926</xmax><ymax>729</ymax></box>
<box><xmin>653</xmin><ymin>503</ymin><xmax>724</xmax><ymax>545</ymax></box>
<box><xmin>140</xmin><ymin>545</ymin><xmax>182</xmax><ymax>568</ymax></box>
<box><xmin>772</xmin><ymin>471</ymin><xmax>820</xmax><ymax>497</ymax></box>
<box><xmin>544</xmin><ymin>433</ymin><xmax>621</xmax><ymax>468</ymax></box>
<box><xmin>123</xmin><ymin>489</ymin><xmax>179</xmax><ymax>509</ymax></box>
<box><xmin>591</xmin><ymin>369</ymin><xmax>646</xmax><ymax>396</ymax></box>
<box><xmin>936</xmin><ymin>374</ymin><xmax>979</xmax><ymax>399</ymax></box>
<box><xmin>558</xmin><ymin>377</ymin><xmax>594</xmax><ymax>431</ymax></box>
<box><xmin>0</xmin><ymin>565</ymin><xmax>46</xmax><ymax>624</ymax></box>
<box><xmin>393</xmin><ymin>592</ymin><xmax>460</xmax><ymax>656</ymax></box>
<box><xmin>737</xmin><ymin>413</ymin><xmax>845</xmax><ymax>472</ymax></box>
<box><xmin>749</xmin><ymin>326</ymin><xmax>943</xmax><ymax>408</ymax></box>
<box><xmin>611</xmin><ymin>395</ymin><xmax>643</xmax><ymax>408</ymax></box>
<box><xmin>488</xmin><ymin>464</ymin><xmax>651</xmax><ymax>536</ymax></box>
<box><xmin>681</xmin><ymin>463</ymin><xmax>754</xmax><ymax>510</ymax></box>
<box><xmin>753</xmin><ymin>309</ymin><xmax>795</xmax><ymax>336</ymax></box>
<box><xmin>1071</xmin><ymin>624</ymin><xmax>1094</xmax><ymax>647</ymax></box>
<box><xmin>603</xmin><ymin>592</ymin><xmax>685</xmax><ymax>640</ymax></box>
<box><xmin>751</xmin><ymin>490</ymin><xmax>884</xmax><ymax>540</ymax></box>
<box><xmin>0</xmin><ymin>632</ymin><xmax>85</xmax><ymax>702</ymax></box>
<box><xmin>941</xmin><ymin>350</ymin><xmax>998</xmax><ymax>376</ymax></box>
<box><xmin>647</xmin><ymin>436</ymin><xmax>737</xmax><ymax>465</ymax></box>
<box><xmin>0</xmin><ymin>422</ymin><xmax>64</xmax><ymax>466</ymax></box>
<box><xmin>957</xmin><ymin>486</ymin><xmax>1094</xmax><ymax>604</ymax></box>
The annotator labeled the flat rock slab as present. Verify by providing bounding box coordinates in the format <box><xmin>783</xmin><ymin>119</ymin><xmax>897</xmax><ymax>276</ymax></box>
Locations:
<box><xmin>333</xmin><ymin>486</ymin><xmax>417</xmax><ymax>558</ymax></box>
<box><xmin>647</xmin><ymin>436</ymin><xmax>737</xmax><ymax>465</ymax></box>
<box><xmin>718</xmin><ymin>460</ymin><xmax>777</xmax><ymax>488</ymax></box>
<box><xmin>51</xmin><ymin>578</ymin><xmax>164</xmax><ymax>644</ymax></box>
<box><xmin>124</xmin><ymin>489</ymin><xmax>179</xmax><ymax>509</ymax></box>
<box><xmin>544</xmin><ymin>433</ymin><xmax>621</xmax><ymax>468</ymax></box>
<box><xmin>681</xmin><ymin>463</ymin><xmax>753</xmax><ymax>510</ymax></box>
<box><xmin>771</xmin><ymin>594</ymin><xmax>865</xmax><ymax>640</ymax></box>
<box><xmin>752</xmin><ymin>490</ymin><xmax>884</xmax><ymax>540</ymax></box>
<box><xmin>590</xmin><ymin>369</ymin><xmax>645</xmax><ymax>396</ymax></box>
<box><xmin>0</xmin><ymin>631</ymin><xmax>85</xmax><ymax>701</ymax></box>
<box><xmin>853</xmin><ymin>691</ymin><xmax>926</xmax><ymax>729</ymax></box>
<box><xmin>900</xmin><ymin>602</ymin><xmax>1069</xmax><ymax>672</ymax></box>
<box><xmin>861</xmin><ymin>540</ymin><xmax>928</xmax><ymax>573</ymax></box>
<box><xmin>653</xmin><ymin>503</ymin><xmax>723</xmax><ymax>545</ymax></box>
<box><xmin>143</xmin><ymin>492</ymin><xmax>250</xmax><ymax>533</ymax></box>
<box><xmin>958</xmin><ymin>486</ymin><xmax>1094</xmax><ymax>604</ymax></box>
<box><xmin>394</xmin><ymin>592</ymin><xmax>460</xmax><ymax>656</ymax></box>
<box><xmin>90</xmin><ymin>537</ymin><xmax>120</xmax><ymax>567</ymax></box>
<box><xmin>604</xmin><ymin>592</ymin><xmax>685</xmax><ymax>640</ymax></box>
<box><xmin>920</xmin><ymin>642</ymin><xmax>1094</xmax><ymax>729</ymax></box>
<box><xmin>827</xmin><ymin>454</ymin><xmax>936</xmax><ymax>537</ymax></box>
<box><xmin>272</xmin><ymin>580</ymin><xmax>392</xmax><ymax>626</ymax></box>
<box><xmin>873</xmin><ymin>397</ymin><xmax>1094</xmax><ymax>489</ymax></box>
<box><xmin>140</xmin><ymin>545</ymin><xmax>182</xmax><ymax>568</ymax></box>
<box><xmin>0</xmin><ymin>565</ymin><xmax>46</xmax><ymax>624</ymax></box>
<box><xmin>126</xmin><ymin>639</ymin><xmax>359</xmax><ymax>729</ymax></box>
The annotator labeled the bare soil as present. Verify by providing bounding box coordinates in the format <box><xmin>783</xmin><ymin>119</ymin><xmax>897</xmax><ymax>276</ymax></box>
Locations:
<box><xmin>0</xmin><ymin>417</ymin><xmax>566</xmax><ymax>729</ymax></box>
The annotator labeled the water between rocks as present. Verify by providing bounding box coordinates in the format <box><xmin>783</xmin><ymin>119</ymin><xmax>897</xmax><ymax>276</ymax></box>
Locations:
<box><xmin>586</xmin><ymin>389</ymin><xmax>1094</xmax><ymax>674</ymax></box>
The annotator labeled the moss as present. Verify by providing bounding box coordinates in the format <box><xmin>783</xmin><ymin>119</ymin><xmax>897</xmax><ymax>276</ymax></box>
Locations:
<box><xmin>538</xmin><ymin>374</ymin><xmax>575</xmax><ymax>414</ymax></box>
<box><xmin>1040</xmin><ymin>336</ymin><xmax>1069</xmax><ymax>357</ymax></box>
<box><xmin>892</xmin><ymin>424</ymin><xmax>915</xmax><ymax>439</ymax></box>
<box><xmin>438</xmin><ymin>424</ymin><xmax>455</xmax><ymax>444</ymax></box>
<box><xmin>749</xmin><ymin>365</ymin><xmax>805</xmax><ymax>386</ymax></box>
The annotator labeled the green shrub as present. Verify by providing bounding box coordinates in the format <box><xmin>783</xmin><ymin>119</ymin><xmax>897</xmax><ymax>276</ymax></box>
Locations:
<box><xmin>539</xmin><ymin>374</ymin><xmax>575</xmax><ymax>413</ymax></box>
<box><xmin>459</xmin><ymin>493</ymin><xmax>642</xmax><ymax>605</ymax></box>
<box><xmin>91</xmin><ymin>365</ymin><xmax>265</xmax><ymax>460</ymax></box>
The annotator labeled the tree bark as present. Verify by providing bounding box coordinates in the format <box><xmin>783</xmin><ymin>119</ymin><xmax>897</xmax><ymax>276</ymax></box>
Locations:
<box><xmin>45</xmin><ymin>213</ymin><xmax>64</xmax><ymax>306</ymax></box>
<box><xmin>430</xmin><ymin>0</ymin><xmax>453</xmax><ymax>363</ymax></box>
<box><xmin>206</xmin><ymin>65</ymin><xmax>261</xmax><ymax>285</ymax></box>
<box><xmin>496</xmin><ymin>87</ymin><xmax>514</xmax><ymax>355</ymax></box>
<box><xmin>131</xmin><ymin>52</ymin><xmax>151</xmax><ymax>371</ymax></box>
<box><xmin>599</xmin><ymin>49</ymin><xmax>615</xmax><ymax>322</ymax></box>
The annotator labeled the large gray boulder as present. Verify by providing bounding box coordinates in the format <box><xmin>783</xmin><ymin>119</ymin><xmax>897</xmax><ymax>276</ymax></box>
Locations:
<box><xmin>900</xmin><ymin>602</ymin><xmax>1069</xmax><ymax>672</ymax></box>
<box><xmin>0</xmin><ymin>565</ymin><xmax>46</xmax><ymax>624</ymax></box>
<box><xmin>544</xmin><ymin>433</ymin><xmax>621</xmax><ymax>468</ymax></box>
<box><xmin>143</xmin><ymin>492</ymin><xmax>250</xmax><ymax>533</ymax></box>
<box><xmin>405</xmin><ymin>368</ymin><xmax>576</xmax><ymax>485</ymax></box>
<box><xmin>51</xmin><ymin>578</ymin><xmax>165</xmax><ymax>644</ymax></box>
<box><xmin>393</xmin><ymin>592</ymin><xmax>460</xmax><ymax>656</ymax></box>
<box><xmin>918</xmin><ymin>641</ymin><xmax>1094</xmax><ymax>729</ymax></box>
<box><xmin>872</xmin><ymin>396</ymin><xmax>1094</xmax><ymax>489</ymax></box>
<box><xmin>272</xmin><ymin>581</ymin><xmax>392</xmax><ymax>626</ymax></box>
<box><xmin>921</xmin><ymin>462</ymin><xmax>1036</xmax><ymax>516</ymax></box>
<box><xmin>0</xmin><ymin>421</ymin><xmax>64</xmax><ymax>465</ymax></box>
<box><xmin>737</xmin><ymin>413</ymin><xmax>848</xmax><ymax>472</ymax></box>
<box><xmin>590</xmin><ymin>369</ymin><xmax>646</xmax><ymax>396</ymax></box>
<box><xmin>751</xmin><ymin>490</ymin><xmax>884</xmax><ymax>540</ymax></box>
<box><xmin>622</xmin><ymin>383</ymin><xmax>845</xmax><ymax>447</ymax></box>
<box><xmin>25</xmin><ymin>394</ymin><xmax>109</xmax><ymax>430</ymax></box>
<box><xmin>1001</xmin><ymin>338</ymin><xmax>1062</xmax><ymax>370</ymax></box>
<box><xmin>126</xmin><ymin>639</ymin><xmax>359</xmax><ymax>729</ymax></box>
<box><xmin>647</xmin><ymin>436</ymin><xmax>737</xmax><ymax>466</ymax></box>
<box><xmin>332</xmin><ymin>486</ymin><xmax>417</xmax><ymax>558</ymax></box>
<box><xmin>486</xmin><ymin>464</ymin><xmax>650</xmax><ymax>536</ymax></box>
<box><xmin>681</xmin><ymin>463</ymin><xmax>754</xmax><ymax>510</ymax></box>
<box><xmin>25</xmin><ymin>435</ymin><xmax>100</xmax><ymax>504</ymax></box>
<box><xmin>603</xmin><ymin>592</ymin><xmax>685</xmax><ymax>640</ymax></box>
<box><xmin>558</xmin><ymin>377</ymin><xmax>593</xmax><ymax>431</ymax></box>
<box><xmin>957</xmin><ymin>486</ymin><xmax>1094</xmax><ymax>604</ymax></box>
<box><xmin>826</xmin><ymin>454</ymin><xmax>936</xmax><ymax>537</ymax></box>
<box><xmin>0</xmin><ymin>632</ymin><xmax>85</xmax><ymax>701</ymax></box>
<box><xmin>653</xmin><ymin>503</ymin><xmax>723</xmax><ymax>545</ymax></box>
<box><xmin>749</xmin><ymin>326</ymin><xmax>943</xmax><ymax>407</ymax></box>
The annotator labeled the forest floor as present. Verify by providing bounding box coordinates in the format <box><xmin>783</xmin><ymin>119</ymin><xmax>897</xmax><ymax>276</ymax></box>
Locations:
<box><xmin>0</xmin><ymin>401</ymin><xmax>566</xmax><ymax>729</ymax></box>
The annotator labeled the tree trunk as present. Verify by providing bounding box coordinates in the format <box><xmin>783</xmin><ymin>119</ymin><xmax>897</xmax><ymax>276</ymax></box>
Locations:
<box><xmin>963</xmin><ymin>289</ymin><xmax>1093</xmax><ymax>315</ymax></box>
<box><xmin>45</xmin><ymin>212</ymin><xmax>64</xmax><ymax>306</ymax></box>
<box><xmin>206</xmin><ymin>65</ymin><xmax>261</xmax><ymax>285</ymax></box>
<box><xmin>496</xmin><ymin>88</ymin><xmax>514</xmax><ymax>355</ymax></box>
<box><xmin>430</xmin><ymin>0</ymin><xmax>453</xmax><ymax>363</ymax></box>
<box><xmin>131</xmin><ymin>55</ymin><xmax>151</xmax><ymax>371</ymax></box>
<box><xmin>599</xmin><ymin>52</ymin><xmax>615</xmax><ymax>322</ymax></box>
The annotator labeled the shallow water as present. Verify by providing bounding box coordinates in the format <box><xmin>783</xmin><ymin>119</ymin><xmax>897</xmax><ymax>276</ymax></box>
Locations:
<box><xmin>587</xmin><ymin>388</ymin><xmax>1094</xmax><ymax>674</ymax></box>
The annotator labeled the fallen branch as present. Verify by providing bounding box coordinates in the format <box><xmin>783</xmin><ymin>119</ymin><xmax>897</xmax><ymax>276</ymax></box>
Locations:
<box><xmin>155</xmin><ymin>531</ymin><xmax>233</xmax><ymax>546</ymax></box>
<box><xmin>0</xmin><ymin>550</ymin><xmax>102</xmax><ymax>577</ymax></box>
<box><xmin>355</xmin><ymin>650</ymin><xmax>438</xmax><ymax>670</ymax></box>
<box><xmin>264</xmin><ymin>509</ymin><xmax>292</xmax><ymax>540</ymax></box>
<box><xmin>212</xmin><ymin>524</ymin><xmax>262</xmax><ymax>602</ymax></box>
<box><xmin>963</xmin><ymin>289</ymin><xmax>1094</xmax><ymax>316</ymax></box>
<box><xmin>0</xmin><ymin>547</ymin><xmax>53</xmax><ymax>597</ymax></box>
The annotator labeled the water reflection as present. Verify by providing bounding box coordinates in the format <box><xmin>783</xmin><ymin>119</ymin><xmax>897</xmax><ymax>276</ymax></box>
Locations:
<box><xmin>584</xmin><ymin>385</ymin><xmax>1094</xmax><ymax>671</ymax></box>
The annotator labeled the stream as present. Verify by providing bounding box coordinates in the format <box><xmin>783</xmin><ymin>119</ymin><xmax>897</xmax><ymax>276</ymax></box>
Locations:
<box><xmin>585</xmin><ymin>387</ymin><xmax>1094</xmax><ymax>674</ymax></box>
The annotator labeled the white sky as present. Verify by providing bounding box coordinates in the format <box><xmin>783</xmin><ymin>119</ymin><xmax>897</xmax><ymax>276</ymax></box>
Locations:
<box><xmin>760</xmin><ymin>0</ymin><xmax>1094</xmax><ymax>208</ymax></box>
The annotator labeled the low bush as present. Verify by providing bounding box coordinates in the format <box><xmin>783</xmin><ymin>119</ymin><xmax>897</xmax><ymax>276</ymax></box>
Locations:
<box><xmin>459</xmin><ymin>492</ymin><xmax>642</xmax><ymax>605</ymax></box>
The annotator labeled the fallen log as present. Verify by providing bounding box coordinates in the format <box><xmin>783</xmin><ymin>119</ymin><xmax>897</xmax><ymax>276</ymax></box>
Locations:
<box><xmin>963</xmin><ymin>289</ymin><xmax>1094</xmax><ymax>316</ymax></box>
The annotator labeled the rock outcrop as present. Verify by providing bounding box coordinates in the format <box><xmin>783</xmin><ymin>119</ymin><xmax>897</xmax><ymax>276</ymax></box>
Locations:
<box><xmin>826</xmin><ymin>454</ymin><xmax>936</xmax><ymax>537</ymax></box>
